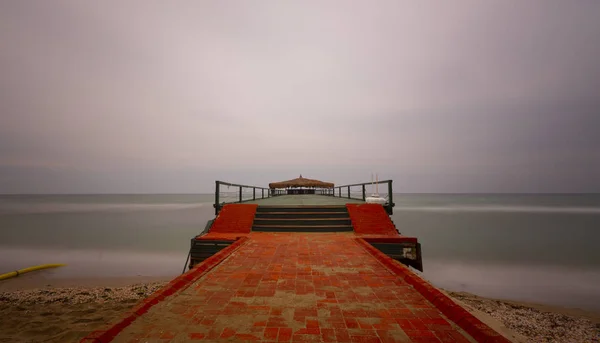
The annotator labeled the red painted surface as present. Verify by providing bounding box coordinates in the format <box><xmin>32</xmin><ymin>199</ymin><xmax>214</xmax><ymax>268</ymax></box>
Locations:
<box><xmin>346</xmin><ymin>204</ymin><xmax>398</xmax><ymax>236</ymax></box>
<box><xmin>79</xmin><ymin>236</ymin><xmax>249</xmax><ymax>343</ymax></box>
<box><xmin>80</xmin><ymin>204</ymin><xmax>511</xmax><ymax>343</ymax></box>
<box><xmin>362</xmin><ymin>237</ymin><xmax>419</xmax><ymax>244</ymax></box>
<box><xmin>90</xmin><ymin>233</ymin><xmax>497</xmax><ymax>343</ymax></box>
<box><xmin>355</xmin><ymin>238</ymin><xmax>512</xmax><ymax>343</ymax></box>
<box><xmin>209</xmin><ymin>204</ymin><xmax>258</xmax><ymax>233</ymax></box>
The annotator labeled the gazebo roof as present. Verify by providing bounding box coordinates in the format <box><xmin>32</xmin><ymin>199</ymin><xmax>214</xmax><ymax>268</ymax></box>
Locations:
<box><xmin>269</xmin><ymin>175</ymin><xmax>334</xmax><ymax>189</ymax></box>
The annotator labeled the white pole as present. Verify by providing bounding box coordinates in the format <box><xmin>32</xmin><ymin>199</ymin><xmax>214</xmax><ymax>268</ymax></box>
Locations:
<box><xmin>371</xmin><ymin>173</ymin><xmax>374</xmax><ymax>196</ymax></box>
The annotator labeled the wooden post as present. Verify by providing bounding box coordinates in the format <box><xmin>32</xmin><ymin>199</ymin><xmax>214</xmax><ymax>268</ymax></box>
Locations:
<box><xmin>239</xmin><ymin>186</ymin><xmax>242</xmax><ymax>202</ymax></box>
<box><xmin>215</xmin><ymin>181</ymin><xmax>220</xmax><ymax>215</ymax></box>
<box><xmin>338</xmin><ymin>187</ymin><xmax>341</xmax><ymax>197</ymax></box>
<box><xmin>362</xmin><ymin>184</ymin><xmax>366</xmax><ymax>201</ymax></box>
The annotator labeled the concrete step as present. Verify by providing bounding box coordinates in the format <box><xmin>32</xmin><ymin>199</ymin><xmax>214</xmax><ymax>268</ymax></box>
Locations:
<box><xmin>256</xmin><ymin>206</ymin><xmax>347</xmax><ymax>213</ymax></box>
<box><xmin>253</xmin><ymin>218</ymin><xmax>352</xmax><ymax>226</ymax></box>
<box><xmin>255</xmin><ymin>212</ymin><xmax>349</xmax><ymax>219</ymax></box>
<box><xmin>252</xmin><ymin>225</ymin><xmax>354</xmax><ymax>232</ymax></box>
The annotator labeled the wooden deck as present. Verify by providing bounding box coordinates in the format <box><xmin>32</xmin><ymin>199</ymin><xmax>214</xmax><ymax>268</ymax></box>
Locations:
<box><xmin>247</xmin><ymin>195</ymin><xmax>365</xmax><ymax>206</ymax></box>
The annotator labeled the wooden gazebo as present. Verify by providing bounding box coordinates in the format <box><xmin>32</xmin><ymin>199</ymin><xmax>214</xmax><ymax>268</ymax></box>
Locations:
<box><xmin>269</xmin><ymin>175</ymin><xmax>334</xmax><ymax>195</ymax></box>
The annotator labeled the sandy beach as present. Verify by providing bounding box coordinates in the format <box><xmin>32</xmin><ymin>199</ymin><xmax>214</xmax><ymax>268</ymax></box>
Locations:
<box><xmin>446</xmin><ymin>290</ymin><xmax>600</xmax><ymax>343</ymax></box>
<box><xmin>0</xmin><ymin>277</ymin><xmax>598</xmax><ymax>343</ymax></box>
<box><xmin>0</xmin><ymin>279</ymin><xmax>167</xmax><ymax>343</ymax></box>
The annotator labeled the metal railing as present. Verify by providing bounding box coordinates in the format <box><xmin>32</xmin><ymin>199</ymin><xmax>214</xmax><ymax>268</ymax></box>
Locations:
<box><xmin>214</xmin><ymin>179</ymin><xmax>395</xmax><ymax>215</ymax></box>
<box><xmin>214</xmin><ymin>181</ymin><xmax>270</xmax><ymax>215</ymax></box>
<box><xmin>332</xmin><ymin>180</ymin><xmax>395</xmax><ymax>214</ymax></box>
<box><xmin>271</xmin><ymin>188</ymin><xmax>333</xmax><ymax>196</ymax></box>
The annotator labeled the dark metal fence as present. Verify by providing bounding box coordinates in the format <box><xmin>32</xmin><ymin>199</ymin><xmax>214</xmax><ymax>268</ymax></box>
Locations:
<box><xmin>332</xmin><ymin>180</ymin><xmax>395</xmax><ymax>214</ymax></box>
<box><xmin>214</xmin><ymin>181</ymin><xmax>270</xmax><ymax>215</ymax></box>
<box><xmin>214</xmin><ymin>179</ymin><xmax>395</xmax><ymax>215</ymax></box>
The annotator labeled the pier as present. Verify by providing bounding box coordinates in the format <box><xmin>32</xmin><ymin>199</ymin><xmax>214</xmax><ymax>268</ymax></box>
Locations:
<box><xmin>81</xmin><ymin>177</ymin><xmax>511</xmax><ymax>343</ymax></box>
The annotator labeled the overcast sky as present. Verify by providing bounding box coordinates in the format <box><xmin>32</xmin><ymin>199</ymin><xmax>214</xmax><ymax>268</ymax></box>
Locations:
<box><xmin>1</xmin><ymin>1</ymin><xmax>599</xmax><ymax>193</ymax></box>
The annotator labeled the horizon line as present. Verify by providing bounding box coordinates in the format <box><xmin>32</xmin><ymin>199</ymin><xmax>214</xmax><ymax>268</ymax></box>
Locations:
<box><xmin>1</xmin><ymin>192</ymin><xmax>599</xmax><ymax>196</ymax></box>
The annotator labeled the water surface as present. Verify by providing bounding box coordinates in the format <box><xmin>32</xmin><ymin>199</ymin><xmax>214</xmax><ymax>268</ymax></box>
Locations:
<box><xmin>1</xmin><ymin>193</ymin><xmax>599</xmax><ymax>311</ymax></box>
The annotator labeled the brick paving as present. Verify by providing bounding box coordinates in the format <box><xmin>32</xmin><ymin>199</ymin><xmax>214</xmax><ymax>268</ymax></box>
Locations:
<box><xmin>112</xmin><ymin>233</ymin><xmax>475</xmax><ymax>343</ymax></box>
<box><xmin>346</xmin><ymin>205</ymin><xmax>398</xmax><ymax>236</ymax></box>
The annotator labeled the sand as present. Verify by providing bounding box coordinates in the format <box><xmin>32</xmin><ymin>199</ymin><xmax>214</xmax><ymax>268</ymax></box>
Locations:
<box><xmin>447</xmin><ymin>291</ymin><xmax>600</xmax><ymax>343</ymax></box>
<box><xmin>0</xmin><ymin>277</ymin><xmax>170</xmax><ymax>343</ymax></box>
<box><xmin>0</xmin><ymin>278</ymin><xmax>598</xmax><ymax>343</ymax></box>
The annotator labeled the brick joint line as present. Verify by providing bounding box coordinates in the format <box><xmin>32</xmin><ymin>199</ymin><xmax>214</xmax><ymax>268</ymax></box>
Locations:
<box><xmin>79</xmin><ymin>236</ymin><xmax>250</xmax><ymax>343</ymax></box>
<box><xmin>354</xmin><ymin>237</ymin><xmax>512</xmax><ymax>343</ymax></box>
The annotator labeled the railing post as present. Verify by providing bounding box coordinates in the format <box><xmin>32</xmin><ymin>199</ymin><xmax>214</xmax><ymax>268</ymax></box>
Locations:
<box><xmin>253</xmin><ymin>187</ymin><xmax>256</xmax><ymax>200</ymax></box>
<box><xmin>262</xmin><ymin>188</ymin><xmax>264</xmax><ymax>199</ymax></box>
<box><xmin>239</xmin><ymin>186</ymin><xmax>242</xmax><ymax>202</ymax></box>
<box><xmin>387</xmin><ymin>180</ymin><xmax>394</xmax><ymax>215</ymax></box>
<box><xmin>362</xmin><ymin>184</ymin><xmax>366</xmax><ymax>201</ymax></box>
<box><xmin>338</xmin><ymin>187</ymin><xmax>341</xmax><ymax>197</ymax></box>
<box><xmin>215</xmin><ymin>181</ymin><xmax>220</xmax><ymax>215</ymax></box>
<box><xmin>347</xmin><ymin>186</ymin><xmax>350</xmax><ymax>199</ymax></box>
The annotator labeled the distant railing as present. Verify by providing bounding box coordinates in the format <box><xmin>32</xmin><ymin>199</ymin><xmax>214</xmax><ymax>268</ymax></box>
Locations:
<box><xmin>214</xmin><ymin>181</ymin><xmax>270</xmax><ymax>215</ymax></box>
<box><xmin>333</xmin><ymin>180</ymin><xmax>395</xmax><ymax>215</ymax></box>
<box><xmin>271</xmin><ymin>188</ymin><xmax>333</xmax><ymax>196</ymax></box>
<box><xmin>214</xmin><ymin>179</ymin><xmax>395</xmax><ymax>215</ymax></box>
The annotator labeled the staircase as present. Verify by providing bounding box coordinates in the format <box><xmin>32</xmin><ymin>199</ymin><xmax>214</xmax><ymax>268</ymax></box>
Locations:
<box><xmin>252</xmin><ymin>205</ymin><xmax>353</xmax><ymax>232</ymax></box>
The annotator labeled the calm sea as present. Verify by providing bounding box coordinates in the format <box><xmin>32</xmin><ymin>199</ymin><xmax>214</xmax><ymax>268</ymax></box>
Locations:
<box><xmin>1</xmin><ymin>194</ymin><xmax>599</xmax><ymax>312</ymax></box>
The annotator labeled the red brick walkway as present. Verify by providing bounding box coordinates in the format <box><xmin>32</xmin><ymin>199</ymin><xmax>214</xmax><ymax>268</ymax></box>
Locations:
<box><xmin>111</xmin><ymin>233</ymin><xmax>476</xmax><ymax>343</ymax></box>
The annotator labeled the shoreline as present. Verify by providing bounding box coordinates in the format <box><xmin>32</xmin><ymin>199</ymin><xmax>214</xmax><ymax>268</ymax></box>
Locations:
<box><xmin>0</xmin><ymin>273</ymin><xmax>175</xmax><ymax>292</ymax></box>
<box><xmin>0</xmin><ymin>279</ymin><xmax>598</xmax><ymax>343</ymax></box>
<box><xmin>447</xmin><ymin>290</ymin><xmax>600</xmax><ymax>325</ymax></box>
<box><xmin>445</xmin><ymin>290</ymin><xmax>600</xmax><ymax>343</ymax></box>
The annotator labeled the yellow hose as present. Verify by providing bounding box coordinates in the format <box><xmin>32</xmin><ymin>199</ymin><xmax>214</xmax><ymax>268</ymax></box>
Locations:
<box><xmin>0</xmin><ymin>264</ymin><xmax>66</xmax><ymax>281</ymax></box>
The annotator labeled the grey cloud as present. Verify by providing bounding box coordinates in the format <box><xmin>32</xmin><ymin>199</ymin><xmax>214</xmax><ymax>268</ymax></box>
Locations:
<box><xmin>1</xmin><ymin>1</ymin><xmax>599</xmax><ymax>193</ymax></box>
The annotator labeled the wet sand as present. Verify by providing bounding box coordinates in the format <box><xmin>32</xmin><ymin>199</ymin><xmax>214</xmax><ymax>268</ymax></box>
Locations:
<box><xmin>0</xmin><ymin>278</ymin><xmax>598</xmax><ymax>343</ymax></box>
<box><xmin>447</xmin><ymin>290</ymin><xmax>600</xmax><ymax>343</ymax></box>
<box><xmin>0</xmin><ymin>272</ymin><xmax>174</xmax><ymax>292</ymax></box>
<box><xmin>0</xmin><ymin>279</ymin><xmax>168</xmax><ymax>343</ymax></box>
